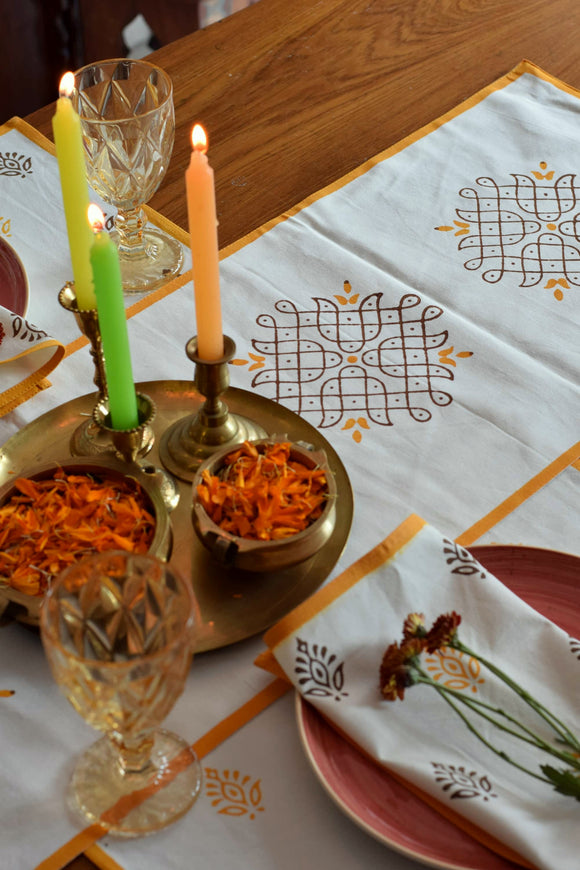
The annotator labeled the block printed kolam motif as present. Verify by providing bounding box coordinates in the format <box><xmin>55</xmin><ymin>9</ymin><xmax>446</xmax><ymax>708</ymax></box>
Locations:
<box><xmin>437</xmin><ymin>162</ymin><xmax>580</xmax><ymax>300</ymax></box>
<box><xmin>235</xmin><ymin>282</ymin><xmax>472</xmax><ymax>442</ymax></box>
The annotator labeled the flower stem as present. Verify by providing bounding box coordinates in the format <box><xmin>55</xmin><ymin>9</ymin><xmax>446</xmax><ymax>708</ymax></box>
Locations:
<box><xmin>449</xmin><ymin>639</ymin><xmax>580</xmax><ymax>752</ymax></box>
<box><xmin>430</xmin><ymin>682</ymin><xmax>552</xmax><ymax>785</ymax></box>
<box><xmin>415</xmin><ymin>672</ymin><xmax>580</xmax><ymax>769</ymax></box>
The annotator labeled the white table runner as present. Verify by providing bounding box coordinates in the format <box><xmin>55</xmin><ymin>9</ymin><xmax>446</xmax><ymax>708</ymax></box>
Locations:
<box><xmin>0</xmin><ymin>60</ymin><xmax>579</xmax><ymax>870</ymax></box>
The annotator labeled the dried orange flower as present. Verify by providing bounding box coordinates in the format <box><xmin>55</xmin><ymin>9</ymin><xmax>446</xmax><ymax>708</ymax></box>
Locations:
<box><xmin>196</xmin><ymin>441</ymin><xmax>328</xmax><ymax>541</ymax></box>
<box><xmin>0</xmin><ymin>470</ymin><xmax>156</xmax><ymax>596</ymax></box>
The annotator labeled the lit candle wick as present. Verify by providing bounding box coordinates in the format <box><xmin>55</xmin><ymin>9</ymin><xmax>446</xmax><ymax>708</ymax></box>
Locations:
<box><xmin>191</xmin><ymin>123</ymin><xmax>208</xmax><ymax>154</ymax></box>
<box><xmin>59</xmin><ymin>71</ymin><xmax>75</xmax><ymax>100</ymax></box>
<box><xmin>88</xmin><ymin>203</ymin><xmax>105</xmax><ymax>233</ymax></box>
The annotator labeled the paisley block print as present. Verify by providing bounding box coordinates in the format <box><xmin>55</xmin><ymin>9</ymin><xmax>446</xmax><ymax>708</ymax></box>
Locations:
<box><xmin>233</xmin><ymin>282</ymin><xmax>472</xmax><ymax>442</ymax></box>
<box><xmin>0</xmin><ymin>151</ymin><xmax>32</xmax><ymax>178</ymax></box>
<box><xmin>9</xmin><ymin>314</ymin><xmax>48</xmax><ymax>344</ymax></box>
<box><xmin>569</xmin><ymin>637</ymin><xmax>580</xmax><ymax>660</ymax></box>
<box><xmin>294</xmin><ymin>638</ymin><xmax>348</xmax><ymax>701</ymax></box>
<box><xmin>431</xmin><ymin>763</ymin><xmax>497</xmax><ymax>801</ymax></box>
<box><xmin>437</xmin><ymin>162</ymin><xmax>580</xmax><ymax>299</ymax></box>
<box><xmin>442</xmin><ymin>539</ymin><xmax>487</xmax><ymax>578</ymax></box>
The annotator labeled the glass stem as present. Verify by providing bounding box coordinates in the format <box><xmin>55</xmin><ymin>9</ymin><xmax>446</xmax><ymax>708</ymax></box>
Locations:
<box><xmin>114</xmin><ymin>206</ymin><xmax>148</xmax><ymax>256</ymax></box>
<box><xmin>111</xmin><ymin>731</ymin><xmax>155</xmax><ymax>778</ymax></box>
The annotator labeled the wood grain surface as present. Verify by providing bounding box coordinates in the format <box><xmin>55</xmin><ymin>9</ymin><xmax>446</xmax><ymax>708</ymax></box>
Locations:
<box><xmin>26</xmin><ymin>0</ymin><xmax>580</xmax><ymax>251</ymax></box>
<box><xmin>22</xmin><ymin>1</ymin><xmax>579</xmax><ymax>867</ymax></box>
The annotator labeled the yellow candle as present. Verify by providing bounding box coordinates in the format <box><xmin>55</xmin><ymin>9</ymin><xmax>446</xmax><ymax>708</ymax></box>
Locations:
<box><xmin>185</xmin><ymin>124</ymin><xmax>223</xmax><ymax>360</ymax></box>
<box><xmin>52</xmin><ymin>72</ymin><xmax>96</xmax><ymax>310</ymax></box>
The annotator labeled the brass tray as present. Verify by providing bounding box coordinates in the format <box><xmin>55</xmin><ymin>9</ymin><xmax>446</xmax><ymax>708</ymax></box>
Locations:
<box><xmin>0</xmin><ymin>381</ymin><xmax>353</xmax><ymax>652</ymax></box>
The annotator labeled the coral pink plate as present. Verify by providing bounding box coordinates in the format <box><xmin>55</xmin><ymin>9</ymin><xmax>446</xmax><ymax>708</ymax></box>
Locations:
<box><xmin>296</xmin><ymin>545</ymin><xmax>580</xmax><ymax>870</ymax></box>
<box><xmin>0</xmin><ymin>236</ymin><xmax>28</xmax><ymax>316</ymax></box>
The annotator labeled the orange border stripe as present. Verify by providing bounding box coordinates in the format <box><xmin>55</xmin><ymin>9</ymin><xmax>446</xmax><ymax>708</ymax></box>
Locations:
<box><xmin>28</xmin><ymin>57</ymin><xmax>580</xmax><ymax>870</ymax></box>
<box><xmin>456</xmin><ymin>440</ymin><xmax>580</xmax><ymax>547</ymax></box>
<box><xmin>35</xmin><ymin>824</ymin><xmax>107</xmax><ymax>870</ymax></box>
<box><xmin>264</xmin><ymin>514</ymin><xmax>425</xmax><ymax>650</ymax></box>
<box><xmin>219</xmin><ymin>59</ymin><xmax>578</xmax><ymax>261</ymax></box>
<box><xmin>83</xmin><ymin>845</ymin><xmax>126</xmax><ymax>870</ymax></box>
<box><xmin>34</xmin><ymin>678</ymin><xmax>290</xmax><ymax>870</ymax></box>
<box><xmin>192</xmin><ymin>676</ymin><xmax>290</xmax><ymax>758</ymax></box>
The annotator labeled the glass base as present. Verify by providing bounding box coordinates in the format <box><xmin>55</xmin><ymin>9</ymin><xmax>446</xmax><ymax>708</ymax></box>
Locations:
<box><xmin>68</xmin><ymin>729</ymin><xmax>202</xmax><ymax>838</ymax></box>
<box><xmin>111</xmin><ymin>226</ymin><xmax>184</xmax><ymax>295</ymax></box>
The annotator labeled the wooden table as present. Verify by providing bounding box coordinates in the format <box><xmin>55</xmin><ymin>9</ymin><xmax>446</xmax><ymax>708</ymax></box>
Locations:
<box><xmin>26</xmin><ymin>0</ymin><xmax>580</xmax><ymax>253</ymax></box>
<box><xmin>22</xmin><ymin>2</ymin><xmax>580</xmax><ymax>867</ymax></box>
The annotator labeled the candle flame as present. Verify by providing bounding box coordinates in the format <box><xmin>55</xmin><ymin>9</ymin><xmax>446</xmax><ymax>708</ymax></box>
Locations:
<box><xmin>191</xmin><ymin>124</ymin><xmax>208</xmax><ymax>154</ymax></box>
<box><xmin>59</xmin><ymin>72</ymin><xmax>75</xmax><ymax>99</ymax></box>
<box><xmin>88</xmin><ymin>204</ymin><xmax>105</xmax><ymax>232</ymax></box>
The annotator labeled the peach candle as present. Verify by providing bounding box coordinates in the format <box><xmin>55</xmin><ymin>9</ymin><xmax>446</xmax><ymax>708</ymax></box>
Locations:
<box><xmin>185</xmin><ymin>124</ymin><xmax>223</xmax><ymax>361</ymax></box>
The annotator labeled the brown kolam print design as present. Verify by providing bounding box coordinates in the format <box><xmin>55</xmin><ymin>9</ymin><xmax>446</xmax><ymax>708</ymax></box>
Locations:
<box><xmin>436</xmin><ymin>162</ymin><xmax>580</xmax><ymax>300</ymax></box>
<box><xmin>233</xmin><ymin>282</ymin><xmax>472</xmax><ymax>444</ymax></box>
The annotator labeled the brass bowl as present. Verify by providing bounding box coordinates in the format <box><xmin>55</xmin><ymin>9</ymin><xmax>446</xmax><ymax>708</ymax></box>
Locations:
<box><xmin>0</xmin><ymin>457</ymin><xmax>172</xmax><ymax>626</ymax></box>
<box><xmin>191</xmin><ymin>439</ymin><xmax>337</xmax><ymax>572</ymax></box>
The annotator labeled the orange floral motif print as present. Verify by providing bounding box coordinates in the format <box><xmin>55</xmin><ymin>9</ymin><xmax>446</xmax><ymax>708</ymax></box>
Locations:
<box><xmin>436</xmin><ymin>161</ymin><xmax>579</xmax><ymax>300</ymax></box>
<box><xmin>234</xmin><ymin>281</ymin><xmax>473</xmax><ymax>442</ymax></box>
<box><xmin>205</xmin><ymin>768</ymin><xmax>265</xmax><ymax>819</ymax></box>
<box><xmin>425</xmin><ymin>648</ymin><xmax>485</xmax><ymax>693</ymax></box>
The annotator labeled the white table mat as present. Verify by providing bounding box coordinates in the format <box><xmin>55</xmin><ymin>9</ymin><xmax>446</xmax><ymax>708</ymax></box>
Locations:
<box><xmin>0</xmin><ymin>60</ymin><xmax>579</xmax><ymax>870</ymax></box>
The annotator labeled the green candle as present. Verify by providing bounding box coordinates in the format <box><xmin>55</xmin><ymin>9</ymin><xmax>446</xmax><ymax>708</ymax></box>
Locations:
<box><xmin>88</xmin><ymin>206</ymin><xmax>139</xmax><ymax>430</ymax></box>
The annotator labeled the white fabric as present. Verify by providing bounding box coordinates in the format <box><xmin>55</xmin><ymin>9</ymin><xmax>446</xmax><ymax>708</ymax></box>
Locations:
<box><xmin>269</xmin><ymin>518</ymin><xmax>580</xmax><ymax>870</ymax></box>
<box><xmin>0</xmin><ymin>63</ymin><xmax>579</xmax><ymax>870</ymax></box>
<box><xmin>0</xmin><ymin>303</ymin><xmax>63</xmax><ymax>408</ymax></box>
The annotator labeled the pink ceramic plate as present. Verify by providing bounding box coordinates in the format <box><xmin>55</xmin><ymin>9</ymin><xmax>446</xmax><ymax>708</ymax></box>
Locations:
<box><xmin>296</xmin><ymin>545</ymin><xmax>580</xmax><ymax>870</ymax></box>
<box><xmin>0</xmin><ymin>236</ymin><xmax>28</xmax><ymax>315</ymax></box>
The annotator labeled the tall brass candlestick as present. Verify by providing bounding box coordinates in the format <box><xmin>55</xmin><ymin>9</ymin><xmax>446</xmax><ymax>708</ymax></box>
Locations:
<box><xmin>59</xmin><ymin>282</ymin><xmax>111</xmax><ymax>456</ymax></box>
<box><xmin>59</xmin><ymin>282</ymin><xmax>158</xmax><ymax>464</ymax></box>
<box><xmin>159</xmin><ymin>335</ymin><xmax>267</xmax><ymax>482</ymax></box>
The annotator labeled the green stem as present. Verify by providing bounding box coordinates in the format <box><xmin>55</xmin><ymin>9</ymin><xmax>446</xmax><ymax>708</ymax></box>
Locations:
<box><xmin>415</xmin><ymin>673</ymin><xmax>580</xmax><ymax>769</ymax></box>
<box><xmin>431</xmin><ymin>682</ymin><xmax>552</xmax><ymax>785</ymax></box>
<box><xmin>450</xmin><ymin>639</ymin><xmax>580</xmax><ymax>752</ymax></box>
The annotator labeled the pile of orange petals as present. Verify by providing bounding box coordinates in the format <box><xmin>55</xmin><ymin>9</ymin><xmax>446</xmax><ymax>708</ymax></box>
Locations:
<box><xmin>196</xmin><ymin>441</ymin><xmax>328</xmax><ymax>541</ymax></box>
<box><xmin>0</xmin><ymin>471</ymin><xmax>155</xmax><ymax>596</ymax></box>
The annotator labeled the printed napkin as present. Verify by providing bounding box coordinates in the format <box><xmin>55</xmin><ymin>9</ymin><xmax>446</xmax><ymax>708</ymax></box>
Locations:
<box><xmin>0</xmin><ymin>304</ymin><xmax>64</xmax><ymax>416</ymax></box>
<box><xmin>260</xmin><ymin>515</ymin><xmax>580</xmax><ymax>870</ymax></box>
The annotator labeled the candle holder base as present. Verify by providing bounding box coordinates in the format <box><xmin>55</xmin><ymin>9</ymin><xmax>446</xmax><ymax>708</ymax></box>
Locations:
<box><xmin>93</xmin><ymin>393</ymin><xmax>180</xmax><ymax>512</ymax></box>
<box><xmin>69</xmin><ymin>416</ymin><xmax>119</xmax><ymax>457</ymax></box>
<box><xmin>159</xmin><ymin>335</ymin><xmax>268</xmax><ymax>483</ymax></box>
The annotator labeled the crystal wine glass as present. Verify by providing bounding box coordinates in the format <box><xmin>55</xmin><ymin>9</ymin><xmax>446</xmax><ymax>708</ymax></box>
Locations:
<box><xmin>73</xmin><ymin>58</ymin><xmax>183</xmax><ymax>294</ymax></box>
<box><xmin>40</xmin><ymin>550</ymin><xmax>202</xmax><ymax>837</ymax></box>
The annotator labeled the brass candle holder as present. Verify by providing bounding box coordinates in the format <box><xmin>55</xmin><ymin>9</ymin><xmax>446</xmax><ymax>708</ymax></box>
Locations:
<box><xmin>159</xmin><ymin>335</ymin><xmax>268</xmax><ymax>482</ymax></box>
<box><xmin>58</xmin><ymin>282</ymin><xmax>111</xmax><ymax>456</ymax></box>
<box><xmin>93</xmin><ymin>392</ymin><xmax>180</xmax><ymax>512</ymax></box>
<box><xmin>59</xmin><ymin>283</ymin><xmax>178</xmax><ymax>510</ymax></box>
